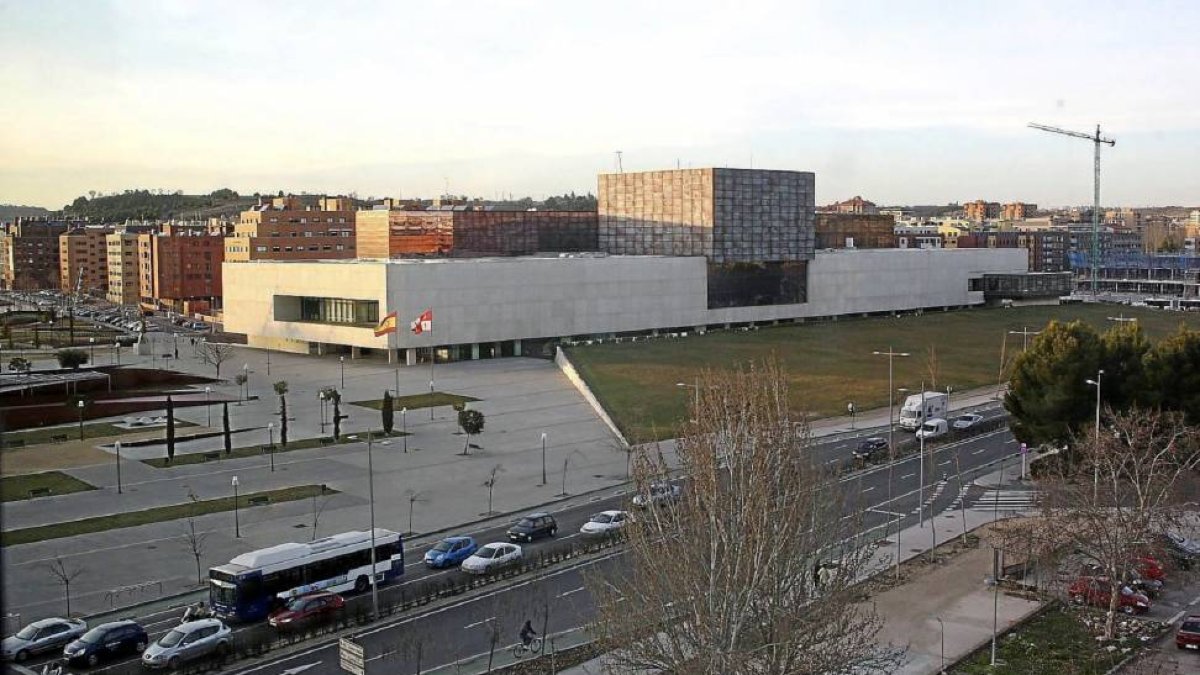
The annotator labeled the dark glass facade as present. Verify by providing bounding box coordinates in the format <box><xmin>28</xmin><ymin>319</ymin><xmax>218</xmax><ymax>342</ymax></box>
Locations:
<box><xmin>298</xmin><ymin>297</ymin><xmax>379</xmax><ymax>325</ymax></box>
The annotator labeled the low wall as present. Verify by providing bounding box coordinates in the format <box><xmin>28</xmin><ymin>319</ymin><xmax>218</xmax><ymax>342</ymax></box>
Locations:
<box><xmin>555</xmin><ymin>347</ymin><xmax>628</xmax><ymax>448</ymax></box>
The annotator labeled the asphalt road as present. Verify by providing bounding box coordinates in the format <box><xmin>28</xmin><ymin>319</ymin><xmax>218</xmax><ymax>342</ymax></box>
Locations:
<box><xmin>12</xmin><ymin>407</ymin><xmax>1014</xmax><ymax>674</ymax></box>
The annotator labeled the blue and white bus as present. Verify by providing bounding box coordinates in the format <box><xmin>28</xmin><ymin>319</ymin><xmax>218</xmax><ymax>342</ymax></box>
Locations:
<box><xmin>208</xmin><ymin>529</ymin><xmax>404</xmax><ymax>622</ymax></box>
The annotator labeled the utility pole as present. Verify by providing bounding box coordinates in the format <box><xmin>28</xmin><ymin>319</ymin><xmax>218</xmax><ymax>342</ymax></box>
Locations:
<box><xmin>1028</xmin><ymin>122</ymin><xmax>1116</xmax><ymax>297</ymax></box>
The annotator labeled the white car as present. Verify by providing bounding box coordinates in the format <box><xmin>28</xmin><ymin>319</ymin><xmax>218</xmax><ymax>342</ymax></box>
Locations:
<box><xmin>951</xmin><ymin>413</ymin><xmax>984</xmax><ymax>430</ymax></box>
<box><xmin>141</xmin><ymin>618</ymin><xmax>230</xmax><ymax>670</ymax></box>
<box><xmin>632</xmin><ymin>482</ymin><xmax>682</xmax><ymax>509</ymax></box>
<box><xmin>580</xmin><ymin>510</ymin><xmax>631</xmax><ymax>536</ymax></box>
<box><xmin>460</xmin><ymin>542</ymin><xmax>523</xmax><ymax>575</ymax></box>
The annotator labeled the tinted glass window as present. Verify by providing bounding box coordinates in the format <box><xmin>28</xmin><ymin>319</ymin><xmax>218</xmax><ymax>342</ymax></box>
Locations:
<box><xmin>159</xmin><ymin>629</ymin><xmax>185</xmax><ymax>648</ymax></box>
<box><xmin>517</xmin><ymin>518</ymin><xmax>535</xmax><ymax>528</ymax></box>
<box><xmin>1181</xmin><ymin>620</ymin><xmax>1200</xmax><ymax>632</ymax></box>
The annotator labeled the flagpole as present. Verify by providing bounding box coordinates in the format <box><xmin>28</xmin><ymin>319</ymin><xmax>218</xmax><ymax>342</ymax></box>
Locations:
<box><xmin>429</xmin><ymin>315</ymin><xmax>435</xmax><ymax>421</ymax></box>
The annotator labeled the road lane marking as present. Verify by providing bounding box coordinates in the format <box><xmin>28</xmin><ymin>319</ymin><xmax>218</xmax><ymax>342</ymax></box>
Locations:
<box><xmin>557</xmin><ymin>586</ymin><xmax>586</xmax><ymax>598</ymax></box>
<box><xmin>464</xmin><ymin>616</ymin><xmax>497</xmax><ymax>630</ymax></box>
<box><xmin>939</xmin><ymin>460</ymin><xmax>952</xmax><ymax>467</ymax></box>
<box><xmin>901</xmin><ymin>473</ymin><xmax>914</xmax><ymax>480</ymax></box>
<box><xmin>862</xmin><ymin>486</ymin><xmax>876</xmax><ymax>492</ymax></box>
<box><xmin>972</xmin><ymin>449</ymin><xmax>985</xmax><ymax>455</ymax></box>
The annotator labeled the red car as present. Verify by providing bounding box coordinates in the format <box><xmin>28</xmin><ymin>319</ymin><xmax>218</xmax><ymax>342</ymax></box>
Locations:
<box><xmin>1177</xmin><ymin>615</ymin><xmax>1200</xmax><ymax>651</ymax></box>
<box><xmin>267</xmin><ymin>592</ymin><xmax>345</xmax><ymax>629</ymax></box>
<box><xmin>1135</xmin><ymin>556</ymin><xmax>1166</xmax><ymax>583</ymax></box>
<box><xmin>1067</xmin><ymin>576</ymin><xmax>1151</xmax><ymax>614</ymax></box>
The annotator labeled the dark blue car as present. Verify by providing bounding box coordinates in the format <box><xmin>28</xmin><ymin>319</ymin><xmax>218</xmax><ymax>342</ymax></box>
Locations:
<box><xmin>424</xmin><ymin>536</ymin><xmax>478</xmax><ymax>569</ymax></box>
<box><xmin>62</xmin><ymin>620</ymin><xmax>148</xmax><ymax>668</ymax></box>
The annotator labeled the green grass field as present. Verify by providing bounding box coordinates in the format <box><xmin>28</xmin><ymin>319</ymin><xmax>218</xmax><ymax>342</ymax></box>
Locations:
<box><xmin>567</xmin><ymin>304</ymin><xmax>1200</xmax><ymax>441</ymax></box>
<box><xmin>1</xmin><ymin>484</ymin><xmax>334</xmax><ymax>547</ymax></box>
<box><xmin>0</xmin><ymin>471</ymin><xmax>96</xmax><ymax>502</ymax></box>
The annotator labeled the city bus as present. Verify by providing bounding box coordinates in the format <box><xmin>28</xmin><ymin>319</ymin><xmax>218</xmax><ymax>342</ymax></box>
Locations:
<box><xmin>208</xmin><ymin>529</ymin><xmax>404</xmax><ymax>622</ymax></box>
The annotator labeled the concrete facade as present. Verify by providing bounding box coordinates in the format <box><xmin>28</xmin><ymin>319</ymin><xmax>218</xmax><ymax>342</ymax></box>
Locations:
<box><xmin>59</xmin><ymin>227</ymin><xmax>111</xmax><ymax>295</ymax></box>
<box><xmin>223</xmin><ymin>248</ymin><xmax>1028</xmax><ymax>355</ymax></box>
<box><xmin>105</xmin><ymin>231</ymin><xmax>141</xmax><ymax>306</ymax></box>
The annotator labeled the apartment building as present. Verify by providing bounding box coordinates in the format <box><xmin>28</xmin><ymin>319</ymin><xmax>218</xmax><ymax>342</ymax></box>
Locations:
<box><xmin>815</xmin><ymin>213</ymin><xmax>896</xmax><ymax>249</ymax></box>
<box><xmin>138</xmin><ymin>231</ymin><xmax>225</xmax><ymax>313</ymax></box>
<box><xmin>821</xmin><ymin>195</ymin><xmax>879</xmax><ymax>215</ymax></box>
<box><xmin>1</xmin><ymin>219</ymin><xmax>72</xmax><ymax>290</ymax></box>
<box><xmin>225</xmin><ymin>198</ymin><xmax>357</xmax><ymax>262</ymax></box>
<box><xmin>59</xmin><ymin>227</ymin><xmax>112</xmax><ymax>296</ymax></box>
<box><xmin>956</xmin><ymin>231</ymin><xmax>1067</xmax><ymax>272</ymax></box>
<box><xmin>106</xmin><ymin>231</ymin><xmax>141</xmax><ymax>306</ymax></box>
<box><xmin>1001</xmin><ymin>202</ymin><xmax>1038</xmax><ymax>220</ymax></box>
<box><xmin>963</xmin><ymin>200</ymin><xmax>1001</xmax><ymax>222</ymax></box>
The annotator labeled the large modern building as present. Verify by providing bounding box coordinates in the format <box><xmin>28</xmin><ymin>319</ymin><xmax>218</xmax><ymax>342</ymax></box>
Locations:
<box><xmin>355</xmin><ymin>208</ymin><xmax>598</xmax><ymax>258</ymax></box>
<box><xmin>815</xmin><ymin>213</ymin><xmax>896</xmax><ymax>249</ymax></box>
<box><xmin>224</xmin><ymin>167</ymin><xmax>1028</xmax><ymax>362</ymax></box>
<box><xmin>956</xmin><ymin>231</ymin><xmax>1067</xmax><ymax>273</ymax></box>
<box><xmin>224</xmin><ymin>197</ymin><xmax>357</xmax><ymax>262</ymax></box>
<box><xmin>138</xmin><ymin>229</ymin><xmax>225</xmax><ymax>313</ymax></box>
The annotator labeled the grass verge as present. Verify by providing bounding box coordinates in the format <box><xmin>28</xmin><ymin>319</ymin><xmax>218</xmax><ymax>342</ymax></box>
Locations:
<box><xmin>567</xmin><ymin>304</ymin><xmax>1200</xmax><ymax>441</ymax></box>
<box><xmin>140</xmin><ymin>429</ymin><xmax>408</xmax><ymax>468</ymax></box>
<box><xmin>1</xmin><ymin>484</ymin><xmax>335</xmax><ymax>547</ymax></box>
<box><xmin>3</xmin><ymin>419</ymin><xmax>197</xmax><ymax>448</ymax></box>
<box><xmin>351</xmin><ymin>391</ymin><xmax>478</xmax><ymax>411</ymax></box>
<box><xmin>951</xmin><ymin>604</ymin><xmax>1153</xmax><ymax>674</ymax></box>
<box><xmin>0</xmin><ymin>471</ymin><xmax>97</xmax><ymax>502</ymax></box>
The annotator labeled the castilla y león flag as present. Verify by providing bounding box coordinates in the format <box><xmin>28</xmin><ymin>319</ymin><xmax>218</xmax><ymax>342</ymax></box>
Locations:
<box><xmin>374</xmin><ymin>311</ymin><xmax>398</xmax><ymax>337</ymax></box>
<box><xmin>410</xmin><ymin>308</ymin><xmax>433</xmax><ymax>335</ymax></box>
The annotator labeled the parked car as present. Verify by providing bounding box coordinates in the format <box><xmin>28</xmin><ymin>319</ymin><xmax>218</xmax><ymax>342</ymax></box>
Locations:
<box><xmin>1136</xmin><ymin>555</ymin><xmax>1166</xmax><ymax>583</ymax></box>
<box><xmin>1067</xmin><ymin>577</ymin><xmax>1151</xmax><ymax>614</ymax></box>
<box><xmin>424</xmin><ymin>536</ymin><xmax>479</xmax><ymax>568</ymax></box>
<box><xmin>1176</xmin><ymin>615</ymin><xmax>1200</xmax><ymax>651</ymax></box>
<box><xmin>461</xmin><ymin>543</ymin><xmax>523</xmax><ymax>575</ymax></box>
<box><xmin>1</xmin><ymin>617</ymin><xmax>87</xmax><ymax>662</ymax></box>
<box><xmin>915</xmin><ymin>418</ymin><xmax>949</xmax><ymax>440</ymax></box>
<box><xmin>62</xmin><ymin>620</ymin><xmax>148</xmax><ymax>668</ymax></box>
<box><xmin>1161</xmin><ymin>531</ymin><xmax>1200</xmax><ymax>569</ymax></box>
<box><xmin>951</xmin><ymin>413</ymin><xmax>984</xmax><ymax>430</ymax></box>
<box><xmin>267</xmin><ymin>592</ymin><xmax>345</xmax><ymax>630</ymax></box>
<box><xmin>853</xmin><ymin>437</ymin><xmax>889</xmax><ymax>462</ymax></box>
<box><xmin>580</xmin><ymin>510</ymin><xmax>631</xmax><ymax>536</ymax></box>
<box><xmin>632</xmin><ymin>482</ymin><xmax>682</xmax><ymax>509</ymax></box>
<box><xmin>141</xmin><ymin>618</ymin><xmax>230</xmax><ymax>669</ymax></box>
<box><xmin>507</xmin><ymin>512</ymin><xmax>558</xmax><ymax>542</ymax></box>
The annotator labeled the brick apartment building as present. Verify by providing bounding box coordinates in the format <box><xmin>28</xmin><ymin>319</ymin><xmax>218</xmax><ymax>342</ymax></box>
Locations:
<box><xmin>815</xmin><ymin>213</ymin><xmax>896</xmax><ymax>249</ymax></box>
<box><xmin>1</xmin><ymin>219</ymin><xmax>72</xmax><ymax>290</ymax></box>
<box><xmin>1001</xmin><ymin>202</ymin><xmax>1038</xmax><ymax>220</ymax></box>
<box><xmin>956</xmin><ymin>230</ymin><xmax>1067</xmax><ymax>272</ymax></box>
<box><xmin>963</xmin><ymin>200</ymin><xmax>1001</xmax><ymax>221</ymax></box>
<box><xmin>225</xmin><ymin>196</ymin><xmax>357</xmax><ymax>262</ymax></box>
<box><xmin>106</xmin><ymin>231</ymin><xmax>141</xmax><ymax>305</ymax></box>
<box><xmin>59</xmin><ymin>226</ymin><xmax>112</xmax><ymax>297</ymax></box>
<box><xmin>355</xmin><ymin>208</ymin><xmax>598</xmax><ymax>258</ymax></box>
<box><xmin>822</xmin><ymin>195</ymin><xmax>879</xmax><ymax>215</ymax></box>
<box><xmin>139</xmin><ymin>230</ymin><xmax>225</xmax><ymax>313</ymax></box>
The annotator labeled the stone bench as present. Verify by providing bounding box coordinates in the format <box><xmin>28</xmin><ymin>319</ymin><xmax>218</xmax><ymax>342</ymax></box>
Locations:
<box><xmin>50</xmin><ymin>434</ymin><xmax>69</xmax><ymax>444</ymax></box>
<box><xmin>247</xmin><ymin>495</ymin><xmax>270</xmax><ymax>507</ymax></box>
<box><xmin>202</xmin><ymin>451</ymin><xmax>221</xmax><ymax>462</ymax></box>
<box><xmin>28</xmin><ymin>487</ymin><xmax>51</xmax><ymax>499</ymax></box>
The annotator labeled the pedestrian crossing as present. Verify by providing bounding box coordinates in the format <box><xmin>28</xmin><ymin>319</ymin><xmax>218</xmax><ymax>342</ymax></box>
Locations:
<box><xmin>969</xmin><ymin>488</ymin><xmax>1040</xmax><ymax>511</ymax></box>
<box><xmin>911</xmin><ymin>479</ymin><xmax>949</xmax><ymax>516</ymax></box>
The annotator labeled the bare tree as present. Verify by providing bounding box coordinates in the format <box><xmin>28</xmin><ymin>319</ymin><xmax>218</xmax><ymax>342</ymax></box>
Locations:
<box><xmin>405</xmin><ymin>490</ymin><xmax>427</xmax><ymax>535</ymax></box>
<box><xmin>182</xmin><ymin>490</ymin><xmax>210</xmax><ymax>585</ymax></box>
<box><xmin>1031</xmin><ymin>407</ymin><xmax>1200</xmax><ymax>639</ymax></box>
<box><xmin>482</xmin><ymin>464</ymin><xmax>503</xmax><ymax>516</ymax></box>
<box><xmin>309</xmin><ymin>491</ymin><xmax>336</xmax><ymax>541</ymax></box>
<box><xmin>926</xmin><ymin>344</ymin><xmax>940</xmax><ymax>392</ymax></box>
<box><xmin>45</xmin><ymin>557</ymin><xmax>85</xmax><ymax>616</ymax></box>
<box><xmin>197</xmin><ymin>341</ymin><xmax>235</xmax><ymax>378</ymax></box>
<box><xmin>588</xmin><ymin>360</ymin><xmax>902</xmax><ymax>674</ymax></box>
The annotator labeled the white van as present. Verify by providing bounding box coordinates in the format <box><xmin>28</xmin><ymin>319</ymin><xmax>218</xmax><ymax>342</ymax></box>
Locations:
<box><xmin>915</xmin><ymin>418</ymin><xmax>948</xmax><ymax>440</ymax></box>
<box><xmin>898</xmin><ymin>392</ymin><xmax>948</xmax><ymax>431</ymax></box>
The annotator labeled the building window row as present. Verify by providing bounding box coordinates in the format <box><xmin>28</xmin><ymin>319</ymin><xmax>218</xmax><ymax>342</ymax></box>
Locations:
<box><xmin>298</xmin><ymin>297</ymin><xmax>378</xmax><ymax>325</ymax></box>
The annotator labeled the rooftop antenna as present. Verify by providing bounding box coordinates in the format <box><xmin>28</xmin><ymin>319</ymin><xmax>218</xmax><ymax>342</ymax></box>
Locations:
<box><xmin>615</xmin><ymin>151</ymin><xmax>623</xmax><ymax>174</ymax></box>
<box><xmin>1028</xmin><ymin>122</ymin><xmax>1116</xmax><ymax>297</ymax></box>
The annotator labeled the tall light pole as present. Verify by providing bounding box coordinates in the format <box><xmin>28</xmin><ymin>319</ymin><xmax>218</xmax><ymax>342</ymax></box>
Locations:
<box><xmin>366</xmin><ymin>431</ymin><xmax>380</xmax><ymax>619</ymax></box>
<box><xmin>873</xmin><ymin>347</ymin><xmax>911</xmax><ymax>500</ymax></box>
<box><xmin>1086</xmin><ymin>369</ymin><xmax>1104</xmax><ymax>501</ymax></box>
<box><xmin>114</xmin><ymin>339</ymin><xmax>121</xmax><ymax>365</ymax></box>
<box><xmin>242</xmin><ymin>363</ymin><xmax>249</xmax><ymax>400</ymax></box>
<box><xmin>77</xmin><ymin>400</ymin><xmax>86</xmax><ymax>440</ymax></box>
<box><xmin>936</xmin><ymin>616</ymin><xmax>946</xmax><ymax>673</ymax></box>
<box><xmin>540</xmin><ymin>432</ymin><xmax>548</xmax><ymax>486</ymax></box>
<box><xmin>318</xmin><ymin>391</ymin><xmax>327</xmax><ymax>432</ymax></box>
<box><xmin>675</xmin><ymin>378</ymin><xmax>700</xmax><ymax>415</ymax></box>
<box><xmin>339</xmin><ymin>356</ymin><xmax>345</xmax><ymax>389</ymax></box>
<box><xmin>88</xmin><ymin>336</ymin><xmax>95</xmax><ymax>365</ymax></box>
<box><xmin>1008</xmin><ymin>326</ymin><xmax>1040</xmax><ymax>352</ymax></box>
<box><xmin>401</xmin><ymin>407</ymin><xmax>408</xmax><ymax>453</ymax></box>
<box><xmin>267</xmin><ymin>423</ymin><xmax>275</xmax><ymax>472</ymax></box>
<box><xmin>114</xmin><ymin>441</ymin><xmax>123</xmax><ymax>494</ymax></box>
<box><xmin>231</xmin><ymin>476</ymin><xmax>240</xmax><ymax>538</ymax></box>
<box><xmin>204</xmin><ymin>386</ymin><xmax>212</xmax><ymax>427</ymax></box>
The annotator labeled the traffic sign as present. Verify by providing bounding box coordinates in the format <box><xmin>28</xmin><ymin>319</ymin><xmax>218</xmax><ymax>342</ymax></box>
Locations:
<box><xmin>339</xmin><ymin>637</ymin><xmax>365</xmax><ymax>675</ymax></box>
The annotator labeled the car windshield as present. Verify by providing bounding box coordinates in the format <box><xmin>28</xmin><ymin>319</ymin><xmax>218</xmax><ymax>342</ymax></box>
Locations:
<box><xmin>15</xmin><ymin>625</ymin><xmax>39</xmax><ymax>640</ymax></box>
<box><xmin>591</xmin><ymin>514</ymin><xmax>613</xmax><ymax>524</ymax></box>
<box><xmin>158</xmin><ymin>629</ymin><xmax>186</xmax><ymax>648</ymax></box>
<box><xmin>516</xmin><ymin>518</ymin><xmax>535</xmax><ymax>528</ymax></box>
<box><xmin>80</xmin><ymin>627</ymin><xmax>108</xmax><ymax>644</ymax></box>
<box><xmin>1182</xmin><ymin>620</ymin><xmax>1200</xmax><ymax>632</ymax></box>
<box><xmin>432</xmin><ymin>541</ymin><xmax>453</xmax><ymax>552</ymax></box>
<box><xmin>285</xmin><ymin>597</ymin><xmax>310</xmax><ymax>611</ymax></box>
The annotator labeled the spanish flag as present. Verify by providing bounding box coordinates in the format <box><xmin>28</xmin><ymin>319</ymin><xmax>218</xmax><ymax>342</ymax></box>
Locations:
<box><xmin>374</xmin><ymin>311</ymin><xmax>398</xmax><ymax>337</ymax></box>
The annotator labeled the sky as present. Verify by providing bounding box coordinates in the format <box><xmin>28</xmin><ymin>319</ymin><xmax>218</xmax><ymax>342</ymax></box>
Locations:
<box><xmin>1</xmin><ymin>0</ymin><xmax>1197</xmax><ymax>209</ymax></box>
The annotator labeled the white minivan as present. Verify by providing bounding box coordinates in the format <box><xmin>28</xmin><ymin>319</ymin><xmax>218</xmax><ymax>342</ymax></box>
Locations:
<box><xmin>915</xmin><ymin>418</ymin><xmax>948</xmax><ymax>440</ymax></box>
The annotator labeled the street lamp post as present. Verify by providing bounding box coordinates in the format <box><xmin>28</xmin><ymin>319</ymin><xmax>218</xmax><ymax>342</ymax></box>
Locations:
<box><xmin>873</xmin><ymin>347</ymin><xmax>911</xmax><ymax>500</ymax></box>
<box><xmin>77</xmin><ymin>400</ymin><xmax>85</xmax><ymax>440</ymax></box>
<box><xmin>366</xmin><ymin>431</ymin><xmax>380</xmax><ymax>619</ymax></box>
<box><xmin>114</xmin><ymin>441</ymin><xmax>123</xmax><ymax>494</ymax></box>
<box><xmin>267</xmin><ymin>423</ymin><xmax>275</xmax><ymax>472</ymax></box>
<box><xmin>540</xmin><ymin>432</ymin><xmax>548</xmax><ymax>486</ymax></box>
<box><xmin>89</xmin><ymin>337</ymin><xmax>95</xmax><ymax>365</ymax></box>
<box><xmin>114</xmin><ymin>340</ymin><xmax>121</xmax><ymax>365</ymax></box>
<box><xmin>204</xmin><ymin>386</ymin><xmax>212</xmax><ymax>427</ymax></box>
<box><xmin>936</xmin><ymin>616</ymin><xmax>945</xmax><ymax>673</ymax></box>
<box><xmin>242</xmin><ymin>364</ymin><xmax>249</xmax><ymax>400</ymax></box>
<box><xmin>231</xmin><ymin>476</ymin><xmax>240</xmax><ymax>538</ymax></box>
<box><xmin>1008</xmin><ymin>326</ymin><xmax>1041</xmax><ymax>352</ymax></box>
<box><xmin>401</xmin><ymin>407</ymin><xmax>408</xmax><ymax>453</ymax></box>
<box><xmin>1085</xmin><ymin>369</ymin><xmax>1104</xmax><ymax>501</ymax></box>
<box><xmin>847</xmin><ymin>402</ymin><xmax>856</xmax><ymax>430</ymax></box>
<box><xmin>318</xmin><ymin>392</ymin><xmax>327</xmax><ymax>433</ymax></box>
<box><xmin>339</xmin><ymin>356</ymin><xmax>345</xmax><ymax>389</ymax></box>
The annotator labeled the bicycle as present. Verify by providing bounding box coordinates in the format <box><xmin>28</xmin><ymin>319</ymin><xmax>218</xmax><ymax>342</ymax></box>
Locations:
<box><xmin>511</xmin><ymin>636</ymin><xmax>544</xmax><ymax>659</ymax></box>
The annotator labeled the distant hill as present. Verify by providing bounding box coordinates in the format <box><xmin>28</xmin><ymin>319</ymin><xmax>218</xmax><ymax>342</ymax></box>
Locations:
<box><xmin>62</xmin><ymin>189</ymin><xmax>256</xmax><ymax>222</ymax></box>
<box><xmin>0</xmin><ymin>204</ymin><xmax>52</xmax><ymax>221</ymax></box>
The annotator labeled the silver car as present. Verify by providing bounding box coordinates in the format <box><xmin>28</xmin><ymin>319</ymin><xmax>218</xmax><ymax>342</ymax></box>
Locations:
<box><xmin>1</xmin><ymin>617</ymin><xmax>87</xmax><ymax>662</ymax></box>
<box><xmin>141</xmin><ymin>618</ymin><xmax>231</xmax><ymax>670</ymax></box>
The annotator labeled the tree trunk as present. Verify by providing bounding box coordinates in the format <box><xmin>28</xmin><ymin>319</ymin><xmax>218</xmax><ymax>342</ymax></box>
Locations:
<box><xmin>280</xmin><ymin>395</ymin><xmax>288</xmax><ymax>447</ymax></box>
<box><xmin>222</xmin><ymin>403</ymin><xmax>232</xmax><ymax>454</ymax></box>
<box><xmin>166</xmin><ymin>396</ymin><xmax>175</xmax><ymax>463</ymax></box>
<box><xmin>333</xmin><ymin>401</ymin><xmax>342</xmax><ymax>440</ymax></box>
<box><xmin>463</xmin><ymin>431</ymin><xmax>471</xmax><ymax>455</ymax></box>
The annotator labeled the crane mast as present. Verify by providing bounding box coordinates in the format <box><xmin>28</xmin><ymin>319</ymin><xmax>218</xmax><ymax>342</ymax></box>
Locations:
<box><xmin>1028</xmin><ymin>122</ymin><xmax>1116</xmax><ymax>297</ymax></box>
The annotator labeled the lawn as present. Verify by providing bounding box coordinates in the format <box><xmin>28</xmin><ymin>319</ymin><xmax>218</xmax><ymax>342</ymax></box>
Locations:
<box><xmin>567</xmin><ymin>304</ymin><xmax>1200</xmax><ymax>441</ymax></box>
<box><xmin>952</xmin><ymin>605</ymin><xmax>1147</xmax><ymax>674</ymax></box>
<box><xmin>0</xmin><ymin>484</ymin><xmax>335</xmax><ymax>547</ymax></box>
<box><xmin>0</xmin><ymin>471</ymin><xmax>96</xmax><ymax>502</ymax></box>
<box><xmin>140</xmin><ymin>429</ymin><xmax>408</xmax><ymax>468</ymax></box>
<box><xmin>3</xmin><ymin>419</ymin><xmax>197</xmax><ymax>448</ymax></box>
<box><xmin>351</xmin><ymin>391</ymin><xmax>478</xmax><ymax>411</ymax></box>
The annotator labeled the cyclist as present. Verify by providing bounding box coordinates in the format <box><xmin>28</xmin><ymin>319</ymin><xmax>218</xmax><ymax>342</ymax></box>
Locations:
<box><xmin>519</xmin><ymin>620</ymin><xmax>538</xmax><ymax>649</ymax></box>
